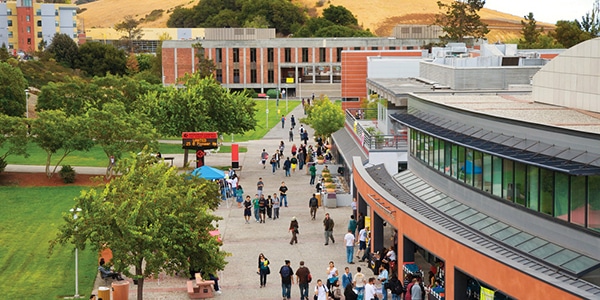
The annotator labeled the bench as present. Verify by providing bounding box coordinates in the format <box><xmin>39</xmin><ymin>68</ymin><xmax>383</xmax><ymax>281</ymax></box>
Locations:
<box><xmin>187</xmin><ymin>279</ymin><xmax>215</xmax><ymax>299</ymax></box>
<box><xmin>163</xmin><ymin>157</ymin><xmax>174</xmax><ymax>166</ymax></box>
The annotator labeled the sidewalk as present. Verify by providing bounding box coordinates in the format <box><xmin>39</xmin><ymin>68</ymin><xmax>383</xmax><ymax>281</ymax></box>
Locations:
<box><xmin>79</xmin><ymin>102</ymin><xmax>362</xmax><ymax>299</ymax></box>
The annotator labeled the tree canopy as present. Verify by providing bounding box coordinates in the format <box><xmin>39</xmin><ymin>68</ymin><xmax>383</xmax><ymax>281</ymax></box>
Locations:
<box><xmin>46</xmin><ymin>33</ymin><xmax>79</xmax><ymax>68</ymax></box>
<box><xmin>322</xmin><ymin>5</ymin><xmax>358</xmax><ymax>27</ymax></box>
<box><xmin>114</xmin><ymin>15</ymin><xmax>144</xmax><ymax>53</ymax></box>
<box><xmin>434</xmin><ymin>0</ymin><xmax>489</xmax><ymax>42</ymax></box>
<box><xmin>49</xmin><ymin>151</ymin><xmax>228</xmax><ymax>300</ymax></box>
<box><xmin>0</xmin><ymin>61</ymin><xmax>28</xmax><ymax>117</ymax></box>
<box><xmin>518</xmin><ymin>13</ymin><xmax>544</xmax><ymax>49</ymax></box>
<box><xmin>76</xmin><ymin>42</ymin><xmax>127</xmax><ymax>77</ymax></box>
<box><xmin>303</xmin><ymin>97</ymin><xmax>344</xmax><ymax>138</ymax></box>
<box><xmin>0</xmin><ymin>114</ymin><xmax>28</xmax><ymax>173</ymax></box>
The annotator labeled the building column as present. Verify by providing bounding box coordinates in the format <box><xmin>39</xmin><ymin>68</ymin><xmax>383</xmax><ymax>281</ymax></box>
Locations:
<box><xmin>372</xmin><ymin>213</ymin><xmax>384</xmax><ymax>253</ymax></box>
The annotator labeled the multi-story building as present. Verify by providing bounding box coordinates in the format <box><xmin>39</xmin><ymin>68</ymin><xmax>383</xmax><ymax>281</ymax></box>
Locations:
<box><xmin>336</xmin><ymin>38</ymin><xmax>600</xmax><ymax>299</ymax></box>
<box><xmin>0</xmin><ymin>0</ymin><xmax>77</xmax><ymax>54</ymax></box>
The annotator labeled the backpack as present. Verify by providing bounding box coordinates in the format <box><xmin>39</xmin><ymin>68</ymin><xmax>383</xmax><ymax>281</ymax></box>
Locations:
<box><xmin>280</xmin><ymin>266</ymin><xmax>291</xmax><ymax>278</ymax></box>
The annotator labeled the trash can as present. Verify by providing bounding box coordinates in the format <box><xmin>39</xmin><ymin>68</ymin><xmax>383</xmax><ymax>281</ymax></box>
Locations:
<box><xmin>315</xmin><ymin>193</ymin><xmax>322</xmax><ymax>207</ymax></box>
<box><xmin>112</xmin><ymin>281</ymin><xmax>129</xmax><ymax>300</ymax></box>
<box><xmin>98</xmin><ymin>286</ymin><xmax>110</xmax><ymax>300</ymax></box>
<box><xmin>326</xmin><ymin>192</ymin><xmax>337</xmax><ymax>208</ymax></box>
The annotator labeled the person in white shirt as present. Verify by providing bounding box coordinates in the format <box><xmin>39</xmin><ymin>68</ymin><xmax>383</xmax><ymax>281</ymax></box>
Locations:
<box><xmin>353</xmin><ymin>267</ymin><xmax>366</xmax><ymax>296</ymax></box>
<box><xmin>364</xmin><ymin>277</ymin><xmax>377</xmax><ymax>300</ymax></box>
<box><xmin>344</xmin><ymin>230</ymin><xmax>356</xmax><ymax>264</ymax></box>
<box><xmin>314</xmin><ymin>279</ymin><xmax>329</xmax><ymax>300</ymax></box>
<box><xmin>356</xmin><ymin>226</ymin><xmax>369</xmax><ymax>261</ymax></box>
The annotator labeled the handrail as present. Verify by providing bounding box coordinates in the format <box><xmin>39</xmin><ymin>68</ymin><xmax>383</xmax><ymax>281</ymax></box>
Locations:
<box><xmin>345</xmin><ymin>109</ymin><xmax>408</xmax><ymax>151</ymax></box>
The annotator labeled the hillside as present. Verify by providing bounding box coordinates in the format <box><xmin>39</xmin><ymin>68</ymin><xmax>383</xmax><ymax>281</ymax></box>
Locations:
<box><xmin>78</xmin><ymin>0</ymin><xmax>552</xmax><ymax>42</ymax></box>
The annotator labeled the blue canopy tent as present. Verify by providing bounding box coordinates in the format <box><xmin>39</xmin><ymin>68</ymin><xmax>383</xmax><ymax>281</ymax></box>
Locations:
<box><xmin>191</xmin><ymin>166</ymin><xmax>225</xmax><ymax>180</ymax></box>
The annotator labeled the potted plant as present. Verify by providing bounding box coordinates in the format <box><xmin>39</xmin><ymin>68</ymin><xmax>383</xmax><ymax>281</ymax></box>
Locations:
<box><xmin>325</xmin><ymin>183</ymin><xmax>336</xmax><ymax>193</ymax></box>
<box><xmin>317</xmin><ymin>155</ymin><xmax>325</xmax><ymax>164</ymax></box>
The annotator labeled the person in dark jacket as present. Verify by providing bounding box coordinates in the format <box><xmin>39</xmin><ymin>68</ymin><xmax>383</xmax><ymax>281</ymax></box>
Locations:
<box><xmin>344</xmin><ymin>282</ymin><xmax>358</xmax><ymax>300</ymax></box>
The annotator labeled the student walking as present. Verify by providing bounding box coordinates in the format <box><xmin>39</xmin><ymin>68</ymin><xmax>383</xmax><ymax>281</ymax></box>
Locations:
<box><xmin>289</xmin><ymin>216</ymin><xmax>299</xmax><ymax>244</ymax></box>
<box><xmin>272</xmin><ymin>193</ymin><xmax>281</xmax><ymax>220</ymax></box>
<box><xmin>309</xmin><ymin>194</ymin><xmax>319</xmax><ymax>220</ymax></box>
<box><xmin>279</xmin><ymin>260</ymin><xmax>294</xmax><ymax>300</ymax></box>
<box><xmin>243</xmin><ymin>195</ymin><xmax>252</xmax><ymax>224</ymax></box>
<box><xmin>295</xmin><ymin>261</ymin><xmax>311</xmax><ymax>300</ymax></box>
<box><xmin>323</xmin><ymin>213</ymin><xmax>335</xmax><ymax>245</ymax></box>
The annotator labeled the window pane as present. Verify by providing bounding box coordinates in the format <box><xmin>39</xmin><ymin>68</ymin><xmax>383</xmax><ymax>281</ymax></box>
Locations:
<box><xmin>452</xmin><ymin>145</ymin><xmax>459</xmax><ymax>180</ymax></box>
<box><xmin>570</xmin><ymin>176</ymin><xmax>586</xmax><ymax>226</ymax></box>
<box><xmin>527</xmin><ymin>166</ymin><xmax>539</xmax><ymax>211</ymax></box>
<box><xmin>444</xmin><ymin>142</ymin><xmax>452</xmax><ymax>175</ymax></box>
<box><xmin>492</xmin><ymin>156</ymin><xmax>502</xmax><ymax>198</ymax></box>
<box><xmin>434</xmin><ymin>139</ymin><xmax>442</xmax><ymax>171</ymax></box>
<box><xmin>428</xmin><ymin>135</ymin><xmax>434</xmax><ymax>167</ymax></box>
<box><xmin>540</xmin><ymin>168</ymin><xmax>554</xmax><ymax>216</ymax></box>
<box><xmin>503</xmin><ymin>160</ymin><xmax>514</xmax><ymax>202</ymax></box>
<box><xmin>457</xmin><ymin>146</ymin><xmax>466</xmax><ymax>182</ymax></box>
<box><xmin>473</xmin><ymin>151</ymin><xmax>483</xmax><ymax>189</ymax></box>
<box><xmin>554</xmin><ymin>172</ymin><xmax>569</xmax><ymax>218</ymax></box>
<box><xmin>514</xmin><ymin>162</ymin><xmax>526</xmax><ymax>206</ymax></box>
<box><xmin>588</xmin><ymin>176</ymin><xmax>600</xmax><ymax>232</ymax></box>
<box><xmin>464</xmin><ymin>149</ymin><xmax>473</xmax><ymax>186</ymax></box>
<box><xmin>483</xmin><ymin>153</ymin><xmax>492</xmax><ymax>193</ymax></box>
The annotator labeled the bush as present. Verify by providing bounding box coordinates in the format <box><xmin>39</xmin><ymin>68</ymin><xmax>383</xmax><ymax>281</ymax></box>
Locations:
<box><xmin>0</xmin><ymin>157</ymin><xmax>7</xmax><ymax>173</ymax></box>
<box><xmin>58</xmin><ymin>165</ymin><xmax>76</xmax><ymax>183</ymax></box>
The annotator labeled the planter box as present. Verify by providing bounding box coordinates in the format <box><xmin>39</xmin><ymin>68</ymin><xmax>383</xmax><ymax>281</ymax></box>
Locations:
<box><xmin>325</xmin><ymin>192</ymin><xmax>337</xmax><ymax>208</ymax></box>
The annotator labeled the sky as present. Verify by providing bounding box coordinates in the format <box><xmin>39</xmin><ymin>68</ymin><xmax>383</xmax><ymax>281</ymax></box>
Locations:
<box><xmin>484</xmin><ymin>0</ymin><xmax>596</xmax><ymax>24</ymax></box>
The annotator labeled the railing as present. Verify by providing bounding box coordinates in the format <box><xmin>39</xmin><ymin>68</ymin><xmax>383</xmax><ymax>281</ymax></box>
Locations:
<box><xmin>345</xmin><ymin>109</ymin><xmax>408</xmax><ymax>151</ymax></box>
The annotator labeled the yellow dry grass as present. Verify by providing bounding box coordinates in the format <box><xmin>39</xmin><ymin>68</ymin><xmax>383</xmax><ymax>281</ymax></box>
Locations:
<box><xmin>79</xmin><ymin>0</ymin><xmax>552</xmax><ymax>42</ymax></box>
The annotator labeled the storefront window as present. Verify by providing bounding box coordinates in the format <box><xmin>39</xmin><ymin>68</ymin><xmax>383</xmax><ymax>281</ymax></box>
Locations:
<box><xmin>503</xmin><ymin>160</ymin><xmax>514</xmax><ymax>202</ymax></box>
<box><xmin>457</xmin><ymin>146</ymin><xmax>466</xmax><ymax>181</ymax></box>
<box><xmin>483</xmin><ymin>153</ymin><xmax>492</xmax><ymax>193</ymax></box>
<box><xmin>452</xmin><ymin>145</ymin><xmax>459</xmax><ymax>179</ymax></box>
<box><xmin>428</xmin><ymin>135</ymin><xmax>435</xmax><ymax>167</ymax></box>
<box><xmin>435</xmin><ymin>139</ymin><xmax>444</xmax><ymax>171</ymax></box>
<box><xmin>527</xmin><ymin>166</ymin><xmax>539</xmax><ymax>211</ymax></box>
<box><xmin>444</xmin><ymin>142</ymin><xmax>452</xmax><ymax>175</ymax></box>
<box><xmin>540</xmin><ymin>169</ymin><xmax>554</xmax><ymax>216</ymax></box>
<box><xmin>588</xmin><ymin>176</ymin><xmax>600</xmax><ymax>232</ymax></box>
<box><xmin>514</xmin><ymin>162</ymin><xmax>526</xmax><ymax>206</ymax></box>
<box><xmin>492</xmin><ymin>156</ymin><xmax>502</xmax><ymax>198</ymax></box>
<box><xmin>554</xmin><ymin>173</ymin><xmax>569</xmax><ymax>218</ymax></box>
<box><xmin>473</xmin><ymin>151</ymin><xmax>483</xmax><ymax>190</ymax></box>
<box><xmin>569</xmin><ymin>175</ymin><xmax>585</xmax><ymax>226</ymax></box>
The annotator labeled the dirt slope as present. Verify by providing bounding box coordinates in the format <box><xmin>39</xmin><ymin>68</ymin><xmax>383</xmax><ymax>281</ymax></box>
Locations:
<box><xmin>79</xmin><ymin>0</ymin><xmax>551</xmax><ymax>42</ymax></box>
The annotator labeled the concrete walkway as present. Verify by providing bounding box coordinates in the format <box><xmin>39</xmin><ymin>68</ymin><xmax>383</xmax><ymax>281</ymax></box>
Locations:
<box><xmin>6</xmin><ymin>102</ymin><xmax>363</xmax><ymax>299</ymax></box>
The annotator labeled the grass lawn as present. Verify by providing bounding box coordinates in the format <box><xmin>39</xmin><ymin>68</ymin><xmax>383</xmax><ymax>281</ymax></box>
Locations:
<box><xmin>0</xmin><ymin>186</ymin><xmax>98</xmax><ymax>299</ymax></box>
<box><xmin>227</xmin><ymin>100</ymin><xmax>300</xmax><ymax>142</ymax></box>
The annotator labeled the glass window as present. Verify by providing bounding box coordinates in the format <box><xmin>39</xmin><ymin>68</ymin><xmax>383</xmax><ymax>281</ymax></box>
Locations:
<box><xmin>570</xmin><ymin>176</ymin><xmax>586</xmax><ymax>226</ymax></box>
<box><xmin>37</xmin><ymin>20</ymin><xmax>41</xmax><ymax>26</ymax></box>
<box><xmin>464</xmin><ymin>149</ymin><xmax>474</xmax><ymax>186</ymax></box>
<box><xmin>503</xmin><ymin>160</ymin><xmax>514</xmax><ymax>202</ymax></box>
<box><xmin>514</xmin><ymin>162</ymin><xmax>526</xmax><ymax>206</ymax></box>
<box><xmin>492</xmin><ymin>156</ymin><xmax>502</xmax><ymax>198</ymax></box>
<box><xmin>319</xmin><ymin>48</ymin><xmax>326</xmax><ymax>62</ymax></box>
<box><xmin>250</xmin><ymin>69</ymin><xmax>257</xmax><ymax>83</ymax></box>
<box><xmin>371</xmin><ymin>46</ymin><xmax>378</xmax><ymax>50</ymax></box>
<box><xmin>215</xmin><ymin>69</ymin><xmax>222</xmax><ymax>83</ymax></box>
<box><xmin>427</xmin><ymin>135</ymin><xmax>434</xmax><ymax>167</ymax></box>
<box><xmin>433</xmin><ymin>138</ymin><xmax>441</xmax><ymax>170</ymax></box>
<box><xmin>6</xmin><ymin>9</ymin><xmax>11</xmax><ymax>16</ymax></box>
<box><xmin>302</xmin><ymin>48</ymin><xmax>309</xmax><ymax>62</ymax></box>
<box><xmin>8</xmin><ymin>32</ymin><xmax>12</xmax><ymax>38</ymax></box>
<box><xmin>438</xmin><ymin>140</ymin><xmax>445</xmax><ymax>172</ymax></box>
<box><xmin>473</xmin><ymin>151</ymin><xmax>483</xmax><ymax>190</ymax></box>
<box><xmin>483</xmin><ymin>153</ymin><xmax>492</xmax><ymax>193</ymax></box>
<box><xmin>37</xmin><ymin>32</ymin><xmax>42</xmax><ymax>38</ymax></box>
<box><xmin>27</xmin><ymin>26</ymin><xmax>31</xmax><ymax>33</ymax></box>
<box><xmin>444</xmin><ymin>142</ymin><xmax>452</xmax><ymax>175</ymax></box>
<box><xmin>232</xmin><ymin>48</ymin><xmax>239</xmax><ymax>63</ymax></box>
<box><xmin>233</xmin><ymin>69</ymin><xmax>240</xmax><ymax>83</ymax></box>
<box><xmin>284</xmin><ymin>48</ymin><xmax>291</xmax><ymax>62</ymax></box>
<box><xmin>26</xmin><ymin>15</ymin><xmax>30</xmax><ymax>22</ymax></box>
<box><xmin>588</xmin><ymin>176</ymin><xmax>600</xmax><ymax>232</ymax></box>
<box><xmin>457</xmin><ymin>146</ymin><xmax>466</xmax><ymax>182</ymax></box>
<box><xmin>540</xmin><ymin>168</ymin><xmax>554</xmax><ymax>216</ymax></box>
<box><xmin>267</xmin><ymin>69</ymin><xmax>274</xmax><ymax>83</ymax></box>
<box><xmin>389</xmin><ymin>46</ymin><xmax>396</xmax><ymax>50</ymax></box>
<box><xmin>215</xmin><ymin>48</ymin><xmax>222</xmax><ymax>63</ymax></box>
<box><xmin>554</xmin><ymin>172</ymin><xmax>569</xmax><ymax>218</ymax></box>
<box><xmin>250</xmin><ymin>48</ymin><xmax>257</xmax><ymax>62</ymax></box>
<box><xmin>36</xmin><ymin>9</ymin><xmax>41</xmax><ymax>16</ymax></box>
<box><xmin>267</xmin><ymin>48</ymin><xmax>274</xmax><ymax>62</ymax></box>
<box><xmin>452</xmin><ymin>145</ymin><xmax>459</xmax><ymax>179</ymax></box>
<box><xmin>336</xmin><ymin>47</ymin><xmax>342</xmax><ymax>62</ymax></box>
<box><xmin>354</xmin><ymin>46</ymin><xmax>361</xmax><ymax>50</ymax></box>
<box><xmin>7</xmin><ymin>20</ymin><xmax>12</xmax><ymax>27</ymax></box>
<box><xmin>527</xmin><ymin>166</ymin><xmax>539</xmax><ymax>211</ymax></box>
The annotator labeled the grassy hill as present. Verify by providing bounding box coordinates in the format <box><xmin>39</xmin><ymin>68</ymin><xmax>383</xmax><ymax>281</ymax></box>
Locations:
<box><xmin>78</xmin><ymin>0</ymin><xmax>552</xmax><ymax>42</ymax></box>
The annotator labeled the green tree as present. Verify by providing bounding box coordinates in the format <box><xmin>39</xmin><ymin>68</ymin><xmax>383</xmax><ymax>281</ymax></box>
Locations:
<box><xmin>0</xmin><ymin>62</ymin><xmax>28</xmax><ymax>117</ymax></box>
<box><xmin>244</xmin><ymin>15</ymin><xmax>270</xmax><ymax>28</ymax></box>
<box><xmin>114</xmin><ymin>15</ymin><xmax>144</xmax><ymax>53</ymax></box>
<box><xmin>304</xmin><ymin>97</ymin><xmax>344</xmax><ymax>138</ymax></box>
<box><xmin>519</xmin><ymin>13</ymin><xmax>543</xmax><ymax>49</ymax></box>
<box><xmin>86</xmin><ymin>102</ymin><xmax>158</xmax><ymax>177</ymax></box>
<box><xmin>192</xmin><ymin>43</ymin><xmax>216</xmax><ymax>79</ymax></box>
<box><xmin>551</xmin><ymin>20</ymin><xmax>590</xmax><ymax>48</ymax></box>
<box><xmin>76</xmin><ymin>42</ymin><xmax>127</xmax><ymax>77</ymax></box>
<box><xmin>151</xmin><ymin>32</ymin><xmax>171</xmax><ymax>79</ymax></box>
<box><xmin>434</xmin><ymin>0</ymin><xmax>489</xmax><ymax>42</ymax></box>
<box><xmin>46</xmin><ymin>33</ymin><xmax>79</xmax><ymax>68</ymax></box>
<box><xmin>0</xmin><ymin>115</ymin><xmax>28</xmax><ymax>173</ymax></box>
<box><xmin>0</xmin><ymin>43</ymin><xmax>11</xmax><ymax>61</ymax></box>
<box><xmin>322</xmin><ymin>5</ymin><xmax>358</xmax><ymax>26</ymax></box>
<box><xmin>49</xmin><ymin>150</ymin><xmax>227</xmax><ymax>300</ymax></box>
<box><xmin>579</xmin><ymin>0</ymin><xmax>600</xmax><ymax>37</ymax></box>
<box><xmin>31</xmin><ymin>110</ymin><xmax>94</xmax><ymax>177</ymax></box>
<box><xmin>139</xmin><ymin>73</ymin><xmax>257</xmax><ymax>136</ymax></box>
<box><xmin>166</xmin><ymin>7</ymin><xmax>196</xmax><ymax>28</ymax></box>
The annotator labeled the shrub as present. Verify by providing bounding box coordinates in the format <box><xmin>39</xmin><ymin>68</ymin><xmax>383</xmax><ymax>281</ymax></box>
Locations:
<box><xmin>0</xmin><ymin>157</ymin><xmax>7</xmax><ymax>173</ymax></box>
<box><xmin>59</xmin><ymin>165</ymin><xmax>76</xmax><ymax>183</ymax></box>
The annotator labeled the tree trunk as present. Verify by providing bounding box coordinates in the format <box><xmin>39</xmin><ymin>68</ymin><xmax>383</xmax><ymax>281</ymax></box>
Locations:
<box><xmin>136</xmin><ymin>271</ymin><xmax>144</xmax><ymax>300</ymax></box>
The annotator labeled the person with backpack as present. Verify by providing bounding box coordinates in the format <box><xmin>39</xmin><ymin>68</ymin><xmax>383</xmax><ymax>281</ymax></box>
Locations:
<box><xmin>280</xmin><ymin>260</ymin><xmax>295</xmax><ymax>300</ymax></box>
<box><xmin>309</xmin><ymin>194</ymin><xmax>319</xmax><ymax>220</ymax></box>
<box><xmin>387</xmin><ymin>273</ymin><xmax>404</xmax><ymax>300</ymax></box>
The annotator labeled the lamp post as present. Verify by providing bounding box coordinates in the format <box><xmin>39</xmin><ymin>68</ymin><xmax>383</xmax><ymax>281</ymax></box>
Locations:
<box><xmin>24</xmin><ymin>88</ymin><xmax>29</xmax><ymax>119</ymax></box>
<box><xmin>70</xmin><ymin>207</ymin><xmax>82</xmax><ymax>299</ymax></box>
<box><xmin>298</xmin><ymin>77</ymin><xmax>301</xmax><ymax>99</ymax></box>
<box><xmin>265</xmin><ymin>95</ymin><xmax>269</xmax><ymax>129</ymax></box>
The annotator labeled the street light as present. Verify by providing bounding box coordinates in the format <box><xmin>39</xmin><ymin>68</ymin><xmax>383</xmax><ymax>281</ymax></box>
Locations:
<box><xmin>265</xmin><ymin>95</ymin><xmax>269</xmax><ymax>129</ymax></box>
<box><xmin>69</xmin><ymin>207</ymin><xmax>82</xmax><ymax>299</ymax></box>
<box><xmin>24</xmin><ymin>88</ymin><xmax>29</xmax><ymax>119</ymax></box>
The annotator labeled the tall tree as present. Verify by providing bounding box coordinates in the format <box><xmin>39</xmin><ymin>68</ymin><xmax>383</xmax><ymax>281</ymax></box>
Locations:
<box><xmin>551</xmin><ymin>20</ymin><xmax>590</xmax><ymax>48</ymax></box>
<box><xmin>322</xmin><ymin>5</ymin><xmax>358</xmax><ymax>27</ymax></box>
<box><xmin>76</xmin><ymin>42</ymin><xmax>127</xmax><ymax>77</ymax></box>
<box><xmin>86</xmin><ymin>102</ymin><xmax>158</xmax><ymax>178</ymax></box>
<box><xmin>579</xmin><ymin>0</ymin><xmax>600</xmax><ymax>37</ymax></box>
<box><xmin>303</xmin><ymin>97</ymin><xmax>344</xmax><ymax>138</ymax></box>
<box><xmin>192</xmin><ymin>43</ymin><xmax>216</xmax><ymax>79</ymax></box>
<box><xmin>49</xmin><ymin>150</ymin><xmax>228</xmax><ymax>300</ymax></box>
<box><xmin>46</xmin><ymin>33</ymin><xmax>79</xmax><ymax>68</ymax></box>
<box><xmin>114</xmin><ymin>16</ymin><xmax>144</xmax><ymax>53</ymax></box>
<box><xmin>434</xmin><ymin>0</ymin><xmax>489</xmax><ymax>42</ymax></box>
<box><xmin>0</xmin><ymin>43</ymin><xmax>11</xmax><ymax>61</ymax></box>
<box><xmin>0</xmin><ymin>61</ymin><xmax>28</xmax><ymax>117</ymax></box>
<box><xmin>519</xmin><ymin>13</ymin><xmax>543</xmax><ymax>49</ymax></box>
<box><xmin>31</xmin><ymin>110</ymin><xmax>94</xmax><ymax>177</ymax></box>
<box><xmin>0</xmin><ymin>115</ymin><xmax>28</xmax><ymax>173</ymax></box>
<box><xmin>139</xmin><ymin>73</ymin><xmax>257</xmax><ymax>136</ymax></box>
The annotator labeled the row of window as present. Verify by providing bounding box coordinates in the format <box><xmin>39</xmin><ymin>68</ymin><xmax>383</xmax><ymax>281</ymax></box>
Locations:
<box><xmin>8</xmin><ymin>20</ymin><xmax>74</xmax><ymax>27</ymax></box>
<box><xmin>215</xmin><ymin>69</ymin><xmax>274</xmax><ymax>84</ymax></box>
<box><xmin>213</xmin><ymin>46</ymin><xmax>394</xmax><ymax>64</ymax></box>
<box><xmin>410</xmin><ymin>130</ymin><xmax>600</xmax><ymax>232</ymax></box>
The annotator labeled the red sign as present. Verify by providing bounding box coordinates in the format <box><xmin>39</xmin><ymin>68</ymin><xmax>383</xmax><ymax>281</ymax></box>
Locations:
<box><xmin>182</xmin><ymin>132</ymin><xmax>218</xmax><ymax>139</ymax></box>
<box><xmin>258</xmin><ymin>93</ymin><xmax>267</xmax><ymax>97</ymax></box>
